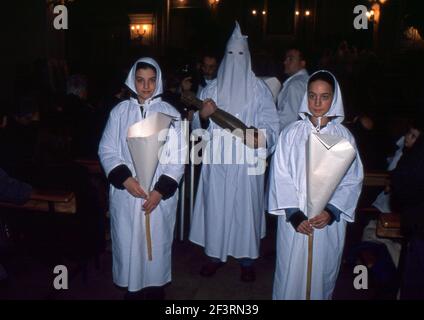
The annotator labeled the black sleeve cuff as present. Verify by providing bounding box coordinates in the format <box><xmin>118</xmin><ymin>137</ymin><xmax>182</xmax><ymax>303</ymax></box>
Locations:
<box><xmin>200</xmin><ymin>116</ymin><xmax>210</xmax><ymax>129</ymax></box>
<box><xmin>108</xmin><ymin>164</ymin><xmax>132</xmax><ymax>190</ymax></box>
<box><xmin>288</xmin><ymin>211</ymin><xmax>308</xmax><ymax>231</ymax></box>
<box><xmin>154</xmin><ymin>174</ymin><xmax>179</xmax><ymax>200</ymax></box>
<box><xmin>325</xmin><ymin>206</ymin><xmax>336</xmax><ymax>226</ymax></box>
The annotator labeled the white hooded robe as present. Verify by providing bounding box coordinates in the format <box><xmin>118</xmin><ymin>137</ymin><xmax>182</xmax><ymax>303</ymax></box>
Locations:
<box><xmin>268</xmin><ymin>70</ymin><xmax>364</xmax><ymax>299</ymax></box>
<box><xmin>98</xmin><ymin>57</ymin><xmax>186</xmax><ymax>291</ymax></box>
<box><xmin>189</xmin><ymin>23</ymin><xmax>280</xmax><ymax>262</ymax></box>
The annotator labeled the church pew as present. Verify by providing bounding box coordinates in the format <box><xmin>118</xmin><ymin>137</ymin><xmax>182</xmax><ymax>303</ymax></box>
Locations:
<box><xmin>0</xmin><ymin>190</ymin><xmax>76</xmax><ymax>214</ymax></box>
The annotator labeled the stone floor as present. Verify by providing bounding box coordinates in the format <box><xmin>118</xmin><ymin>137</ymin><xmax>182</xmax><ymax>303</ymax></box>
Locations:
<box><xmin>0</xmin><ymin>213</ymin><xmax>382</xmax><ymax>300</ymax></box>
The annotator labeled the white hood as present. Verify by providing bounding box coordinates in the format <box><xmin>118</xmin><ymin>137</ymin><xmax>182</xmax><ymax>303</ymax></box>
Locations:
<box><xmin>216</xmin><ymin>22</ymin><xmax>256</xmax><ymax>115</ymax></box>
<box><xmin>125</xmin><ymin>57</ymin><xmax>163</xmax><ymax>105</ymax></box>
<box><xmin>298</xmin><ymin>70</ymin><xmax>344</xmax><ymax>124</ymax></box>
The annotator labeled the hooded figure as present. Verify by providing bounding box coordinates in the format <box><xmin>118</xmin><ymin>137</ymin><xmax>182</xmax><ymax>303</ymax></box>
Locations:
<box><xmin>216</xmin><ymin>22</ymin><xmax>256</xmax><ymax>115</ymax></box>
<box><xmin>189</xmin><ymin>22</ymin><xmax>280</xmax><ymax>280</ymax></box>
<box><xmin>99</xmin><ymin>57</ymin><xmax>186</xmax><ymax>296</ymax></box>
<box><xmin>267</xmin><ymin>70</ymin><xmax>363</xmax><ymax>299</ymax></box>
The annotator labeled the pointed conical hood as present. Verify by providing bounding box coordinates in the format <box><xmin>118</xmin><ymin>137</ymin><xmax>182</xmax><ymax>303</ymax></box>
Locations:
<box><xmin>216</xmin><ymin>21</ymin><xmax>256</xmax><ymax>114</ymax></box>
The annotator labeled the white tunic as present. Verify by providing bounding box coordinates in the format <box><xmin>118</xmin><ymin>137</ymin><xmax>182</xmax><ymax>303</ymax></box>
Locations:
<box><xmin>372</xmin><ymin>136</ymin><xmax>404</xmax><ymax>213</ymax></box>
<box><xmin>197</xmin><ymin>79</ymin><xmax>216</xmax><ymax>98</ymax></box>
<box><xmin>189</xmin><ymin>23</ymin><xmax>280</xmax><ymax>262</ymax></box>
<box><xmin>276</xmin><ymin>69</ymin><xmax>309</xmax><ymax>130</ymax></box>
<box><xmin>98</xmin><ymin>58</ymin><xmax>186</xmax><ymax>291</ymax></box>
<box><xmin>268</xmin><ymin>71</ymin><xmax>363</xmax><ymax>299</ymax></box>
<box><xmin>363</xmin><ymin>136</ymin><xmax>404</xmax><ymax>267</ymax></box>
<box><xmin>189</xmin><ymin>79</ymin><xmax>280</xmax><ymax>262</ymax></box>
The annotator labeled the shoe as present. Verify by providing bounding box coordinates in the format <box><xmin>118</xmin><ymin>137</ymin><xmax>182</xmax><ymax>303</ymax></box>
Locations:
<box><xmin>199</xmin><ymin>261</ymin><xmax>224</xmax><ymax>277</ymax></box>
<box><xmin>240</xmin><ymin>266</ymin><xmax>256</xmax><ymax>282</ymax></box>
<box><xmin>124</xmin><ymin>290</ymin><xmax>146</xmax><ymax>300</ymax></box>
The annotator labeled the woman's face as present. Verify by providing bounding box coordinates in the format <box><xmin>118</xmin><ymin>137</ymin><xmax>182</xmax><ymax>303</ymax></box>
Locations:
<box><xmin>135</xmin><ymin>67</ymin><xmax>156</xmax><ymax>103</ymax></box>
<box><xmin>307</xmin><ymin>80</ymin><xmax>334</xmax><ymax>118</ymax></box>
<box><xmin>404</xmin><ymin>128</ymin><xmax>421</xmax><ymax>148</ymax></box>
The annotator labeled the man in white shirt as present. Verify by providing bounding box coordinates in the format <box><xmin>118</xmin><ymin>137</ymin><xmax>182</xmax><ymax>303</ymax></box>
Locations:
<box><xmin>196</xmin><ymin>53</ymin><xmax>219</xmax><ymax>97</ymax></box>
<box><xmin>276</xmin><ymin>47</ymin><xmax>309</xmax><ymax>131</ymax></box>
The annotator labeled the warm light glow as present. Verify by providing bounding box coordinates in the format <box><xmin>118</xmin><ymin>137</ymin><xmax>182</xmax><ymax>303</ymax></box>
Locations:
<box><xmin>262</xmin><ymin>10</ymin><xmax>266</xmax><ymax>15</ymax></box>
<box><xmin>366</xmin><ymin>10</ymin><xmax>375</xmax><ymax>20</ymax></box>
<box><xmin>295</xmin><ymin>11</ymin><xmax>300</xmax><ymax>16</ymax></box>
<box><xmin>379</xmin><ymin>0</ymin><xmax>387</xmax><ymax>4</ymax></box>
<box><xmin>305</xmin><ymin>10</ymin><xmax>310</xmax><ymax>16</ymax></box>
<box><xmin>252</xmin><ymin>10</ymin><xmax>257</xmax><ymax>15</ymax></box>
<box><xmin>404</xmin><ymin>26</ymin><xmax>423</xmax><ymax>41</ymax></box>
<box><xmin>128</xmin><ymin>13</ymin><xmax>155</xmax><ymax>43</ymax></box>
<box><xmin>371</xmin><ymin>3</ymin><xmax>381</xmax><ymax>23</ymax></box>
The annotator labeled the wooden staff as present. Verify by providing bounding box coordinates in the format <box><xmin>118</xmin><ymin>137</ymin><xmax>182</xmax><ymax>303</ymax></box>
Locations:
<box><xmin>306</xmin><ymin>233</ymin><xmax>314</xmax><ymax>300</ymax></box>
<box><xmin>180</xmin><ymin>92</ymin><xmax>263</xmax><ymax>149</ymax></box>
<box><xmin>146</xmin><ymin>209</ymin><xmax>152</xmax><ymax>261</ymax></box>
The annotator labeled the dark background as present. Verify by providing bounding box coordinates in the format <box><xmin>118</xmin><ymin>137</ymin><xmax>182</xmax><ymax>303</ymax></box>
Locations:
<box><xmin>2</xmin><ymin>0</ymin><xmax>424</xmax><ymax>119</ymax></box>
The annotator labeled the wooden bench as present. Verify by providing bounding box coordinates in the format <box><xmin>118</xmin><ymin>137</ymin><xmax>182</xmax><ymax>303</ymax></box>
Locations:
<box><xmin>0</xmin><ymin>190</ymin><xmax>76</xmax><ymax>214</ymax></box>
<box><xmin>363</xmin><ymin>171</ymin><xmax>389</xmax><ymax>187</ymax></box>
<box><xmin>361</xmin><ymin>172</ymin><xmax>403</xmax><ymax>239</ymax></box>
<box><xmin>376</xmin><ymin>212</ymin><xmax>402</xmax><ymax>239</ymax></box>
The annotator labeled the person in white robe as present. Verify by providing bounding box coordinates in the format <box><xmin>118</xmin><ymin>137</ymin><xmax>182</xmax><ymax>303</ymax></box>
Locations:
<box><xmin>98</xmin><ymin>57</ymin><xmax>186</xmax><ymax>299</ymax></box>
<box><xmin>268</xmin><ymin>70</ymin><xmax>364</xmax><ymax>300</ymax></box>
<box><xmin>189</xmin><ymin>22</ymin><xmax>280</xmax><ymax>282</ymax></box>
<box><xmin>362</xmin><ymin>122</ymin><xmax>423</xmax><ymax>267</ymax></box>
<box><xmin>276</xmin><ymin>47</ymin><xmax>309</xmax><ymax>131</ymax></box>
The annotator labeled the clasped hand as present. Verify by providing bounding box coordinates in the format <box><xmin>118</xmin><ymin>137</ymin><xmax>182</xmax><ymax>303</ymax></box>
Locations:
<box><xmin>296</xmin><ymin>210</ymin><xmax>331</xmax><ymax>235</ymax></box>
<box><xmin>123</xmin><ymin>177</ymin><xmax>162</xmax><ymax>214</ymax></box>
